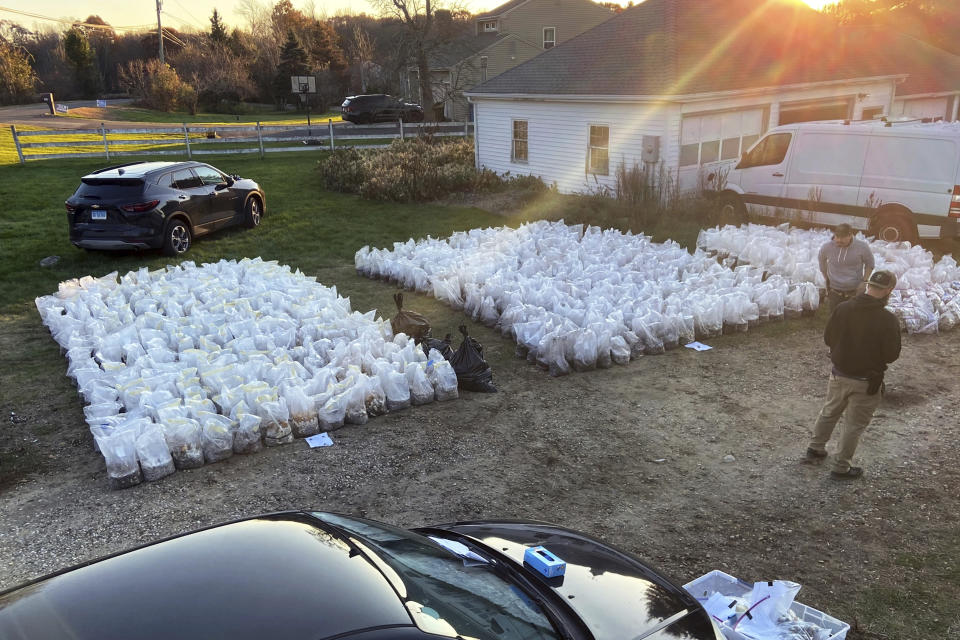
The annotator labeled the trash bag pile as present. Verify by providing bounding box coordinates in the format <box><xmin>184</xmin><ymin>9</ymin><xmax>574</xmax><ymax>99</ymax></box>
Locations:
<box><xmin>697</xmin><ymin>223</ymin><xmax>960</xmax><ymax>334</ymax></box>
<box><xmin>355</xmin><ymin>220</ymin><xmax>821</xmax><ymax>376</ymax></box>
<box><xmin>34</xmin><ymin>257</ymin><xmax>460</xmax><ymax>489</ymax></box>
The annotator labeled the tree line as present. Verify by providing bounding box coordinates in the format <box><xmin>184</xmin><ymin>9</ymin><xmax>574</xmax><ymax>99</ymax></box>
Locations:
<box><xmin>0</xmin><ymin>0</ymin><xmax>472</xmax><ymax>117</ymax></box>
<box><xmin>0</xmin><ymin>0</ymin><xmax>958</xmax><ymax>115</ymax></box>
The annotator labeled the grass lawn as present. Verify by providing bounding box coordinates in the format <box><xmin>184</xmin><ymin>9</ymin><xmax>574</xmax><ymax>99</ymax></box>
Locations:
<box><xmin>65</xmin><ymin>105</ymin><xmax>343</xmax><ymax>126</ymax></box>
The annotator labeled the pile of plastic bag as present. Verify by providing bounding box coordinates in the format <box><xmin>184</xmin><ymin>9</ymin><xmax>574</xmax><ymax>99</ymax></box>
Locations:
<box><xmin>697</xmin><ymin>223</ymin><xmax>960</xmax><ymax>334</ymax></box>
<box><xmin>356</xmin><ymin>221</ymin><xmax>821</xmax><ymax>376</ymax></box>
<box><xmin>34</xmin><ymin>257</ymin><xmax>459</xmax><ymax>489</ymax></box>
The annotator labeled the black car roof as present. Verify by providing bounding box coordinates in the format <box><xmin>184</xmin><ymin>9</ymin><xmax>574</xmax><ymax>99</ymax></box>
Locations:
<box><xmin>0</xmin><ymin>513</ymin><xmax>413</xmax><ymax>640</ymax></box>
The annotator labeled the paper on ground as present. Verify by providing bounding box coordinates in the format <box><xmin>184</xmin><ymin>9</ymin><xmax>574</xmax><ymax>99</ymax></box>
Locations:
<box><xmin>305</xmin><ymin>432</ymin><xmax>334</xmax><ymax>448</ymax></box>
<box><xmin>685</xmin><ymin>341</ymin><xmax>712</xmax><ymax>351</ymax></box>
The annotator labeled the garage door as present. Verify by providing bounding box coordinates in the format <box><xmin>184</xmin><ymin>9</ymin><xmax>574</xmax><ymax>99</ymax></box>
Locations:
<box><xmin>778</xmin><ymin>100</ymin><xmax>851</xmax><ymax>125</ymax></box>
<box><xmin>679</xmin><ymin>108</ymin><xmax>764</xmax><ymax>167</ymax></box>
<box><xmin>896</xmin><ymin>97</ymin><xmax>949</xmax><ymax>120</ymax></box>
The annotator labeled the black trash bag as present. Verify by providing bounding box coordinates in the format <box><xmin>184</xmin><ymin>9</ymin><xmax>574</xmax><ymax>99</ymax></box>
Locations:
<box><xmin>450</xmin><ymin>325</ymin><xmax>497</xmax><ymax>393</ymax></box>
<box><xmin>390</xmin><ymin>292</ymin><xmax>431</xmax><ymax>342</ymax></box>
<box><xmin>421</xmin><ymin>333</ymin><xmax>455</xmax><ymax>361</ymax></box>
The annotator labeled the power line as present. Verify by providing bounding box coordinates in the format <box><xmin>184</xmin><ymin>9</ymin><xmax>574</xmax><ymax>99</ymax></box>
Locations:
<box><xmin>169</xmin><ymin>0</ymin><xmax>207</xmax><ymax>30</ymax></box>
<box><xmin>0</xmin><ymin>6</ymin><xmax>153</xmax><ymax>32</ymax></box>
<box><xmin>161</xmin><ymin>28</ymin><xmax>188</xmax><ymax>48</ymax></box>
<box><xmin>161</xmin><ymin>10</ymin><xmax>203</xmax><ymax>31</ymax></box>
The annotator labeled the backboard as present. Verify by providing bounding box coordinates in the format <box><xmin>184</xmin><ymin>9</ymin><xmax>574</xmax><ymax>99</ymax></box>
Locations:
<box><xmin>290</xmin><ymin>75</ymin><xmax>316</xmax><ymax>94</ymax></box>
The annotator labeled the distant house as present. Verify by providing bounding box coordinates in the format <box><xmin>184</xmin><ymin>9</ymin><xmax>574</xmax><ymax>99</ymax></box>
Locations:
<box><xmin>465</xmin><ymin>0</ymin><xmax>960</xmax><ymax>194</ymax></box>
<box><xmin>425</xmin><ymin>0</ymin><xmax>613</xmax><ymax>121</ymax></box>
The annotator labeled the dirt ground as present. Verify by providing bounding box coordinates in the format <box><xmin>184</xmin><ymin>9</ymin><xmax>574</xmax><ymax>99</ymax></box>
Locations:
<box><xmin>2</xmin><ymin>269</ymin><xmax>959</xmax><ymax>640</ymax></box>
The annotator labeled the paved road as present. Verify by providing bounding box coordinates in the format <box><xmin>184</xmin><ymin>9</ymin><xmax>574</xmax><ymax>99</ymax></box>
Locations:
<box><xmin>0</xmin><ymin>99</ymin><xmax>141</xmax><ymax>130</ymax></box>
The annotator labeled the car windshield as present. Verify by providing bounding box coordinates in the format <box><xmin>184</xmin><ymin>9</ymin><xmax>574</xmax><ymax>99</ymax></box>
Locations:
<box><xmin>312</xmin><ymin>513</ymin><xmax>561</xmax><ymax>640</ymax></box>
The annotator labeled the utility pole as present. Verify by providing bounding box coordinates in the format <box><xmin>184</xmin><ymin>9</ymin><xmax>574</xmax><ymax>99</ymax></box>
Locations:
<box><xmin>156</xmin><ymin>0</ymin><xmax>164</xmax><ymax>63</ymax></box>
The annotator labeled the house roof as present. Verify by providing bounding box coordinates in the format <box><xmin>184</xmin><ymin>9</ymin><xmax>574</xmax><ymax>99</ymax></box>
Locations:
<box><xmin>861</xmin><ymin>28</ymin><xmax>960</xmax><ymax>97</ymax></box>
<box><xmin>476</xmin><ymin>0</ymin><xmax>529</xmax><ymax>21</ymax></box>
<box><xmin>469</xmin><ymin>0</ymin><xmax>959</xmax><ymax>98</ymax></box>
<box><xmin>430</xmin><ymin>32</ymin><xmax>507</xmax><ymax>68</ymax></box>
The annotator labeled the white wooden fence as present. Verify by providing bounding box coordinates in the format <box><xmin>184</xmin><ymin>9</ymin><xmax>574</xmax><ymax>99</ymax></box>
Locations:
<box><xmin>8</xmin><ymin>120</ymin><xmax>475</xmax><ymax>164</ymax></box>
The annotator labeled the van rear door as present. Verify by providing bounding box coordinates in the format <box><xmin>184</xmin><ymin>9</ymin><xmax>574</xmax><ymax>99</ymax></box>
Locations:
<box><xmin>782</xmin><ymin>130</ymin><xmax>870</xmax><ymax>229</ymax></box>
<box><xmin>859</xmin><ymin>133</ymin><xmax>958</xmax><ymax>239</ymax></box>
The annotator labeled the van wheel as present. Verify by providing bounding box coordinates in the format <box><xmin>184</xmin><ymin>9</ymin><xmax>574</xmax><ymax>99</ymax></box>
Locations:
<box><xmin>162</xmin><ymin>219</ymin><xmax>192</xmax><ymax>256</ymax></box>
<box><xmin>870</xmin><ymin>211</ymin><xmax>917</xmax><ymax>245</ymax></box>
<box><xmin>710</xmin><ymin>193</ymin><xmax>746</xmax><ymax>227</ymax></box>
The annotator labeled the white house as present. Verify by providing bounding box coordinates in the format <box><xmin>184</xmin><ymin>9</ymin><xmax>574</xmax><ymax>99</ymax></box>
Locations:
<box><xmin>465</xmin><ymin>0</ymin><xmax>960</xmax><ymax>194</ymax></box>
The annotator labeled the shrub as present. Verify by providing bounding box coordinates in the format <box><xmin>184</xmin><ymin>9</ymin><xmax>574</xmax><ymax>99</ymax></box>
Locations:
<box><xmin>317</xmin><ymin>137</ymin><xmax>546</xmax><ymax>202</ymax></box>
<box><xmin>118</xmin><ymin>60</ymin><xmax>192</xmax><ymax>112</ymax></box>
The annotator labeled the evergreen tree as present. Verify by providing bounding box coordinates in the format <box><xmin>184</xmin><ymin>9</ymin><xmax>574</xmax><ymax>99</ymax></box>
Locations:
<box><xmin>210</xmin><ymin>9</ymin><xmax>229</xmax><ymax>46</ymax></box>
<box><xmin>275</xmin><ymin>29</ymin><xmax>309</xmax><ymax>107</ymax></box>
<box><xmin>63</xmin><ymin>27</ymin><xmax>99</xmax><ymax>97</ymax></box>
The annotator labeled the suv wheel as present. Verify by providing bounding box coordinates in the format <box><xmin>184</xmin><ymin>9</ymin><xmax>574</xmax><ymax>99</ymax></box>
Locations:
<box><xmin>245</xmin><ymin>196</ymin><xmax>263</xmax><ymax>228</ymax></box>
<box><xmin>162</xmin><ymin>219</ymin><xmax>192</xmax><ymax>256</ymax></box>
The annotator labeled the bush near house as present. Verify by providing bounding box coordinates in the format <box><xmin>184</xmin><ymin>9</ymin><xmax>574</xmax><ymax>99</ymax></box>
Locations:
<box><xmin>317</xmin><ymin>137</ymin><xmax>546</xmax><ymax>202</ymax></box>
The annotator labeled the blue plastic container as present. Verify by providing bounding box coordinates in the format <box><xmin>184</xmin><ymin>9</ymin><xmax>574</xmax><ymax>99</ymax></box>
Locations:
<box><xmin>523</xmin><ymin>546</ymin><xmax>566</xmax><ymax>578</ymax></box>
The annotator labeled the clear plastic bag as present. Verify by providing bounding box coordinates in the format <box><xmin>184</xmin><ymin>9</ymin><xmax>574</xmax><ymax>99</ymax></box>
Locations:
<box><xmin>136</xmin><ymin>423</ymin><xmax>175</xmax><ymax>482</ymax></box>
<box><xmin>198</xmin><ymin>411</ymin><xmax>234</xmax><ymax>463</ymax></box>
<box><xmin>284</xmin><ymin>384</ymin><xmax>319</xmax><ymax>438</ymax></box>
<box><xmin>259</xmin><ymin>398</ymin><xmax>294</xmax><ymax>446</ymax></box>
<box><xmin>382</xmin><ymin>369</ymin><xmax>411</xmax><ymax>412</ymax></box>
<box><xmin>95</xmin><ymin>425</ymin><xmax>142</xmax><ymax>490</ymax></box>
<box><xmin>233</xmin><ymin>412</ymin><xmax>264</xmax><ymax>454</ymax></box>
<box><xmin>572</xmin><ymin>329</ymin><xmax>598</xmax><ymax>372</ymax></box>
<box><xmin>344</xmin><ymin>382</ymin><xmax>369</xmax><ymax>425</ymax></box>
<box><xmin>405</xmin><ymin>362</ymin><xmax>434</xmax><ymax>405</ymax></box>
<box><xmin>318</xmin><ymin>391</ymin><xmax>348</xmax><ymax>430</ymax></box>
<box><xmin>430</xmin><ymin>360</ymin><xmax>459</xmax><ymax>402</ymax></box>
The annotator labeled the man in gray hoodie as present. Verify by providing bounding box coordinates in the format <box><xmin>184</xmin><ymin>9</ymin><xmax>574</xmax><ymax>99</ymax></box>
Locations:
<box><xmin>818</xmin><ymin>224</ymin><xmax>875</xmax><ymax>312</ymax></box>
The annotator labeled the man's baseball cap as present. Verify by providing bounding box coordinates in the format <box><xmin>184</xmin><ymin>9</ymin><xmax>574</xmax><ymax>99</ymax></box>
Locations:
<box><xmin>866</xmin><ymin>269</ymin><xmax>897</xmax><ymax>289</ymax></box>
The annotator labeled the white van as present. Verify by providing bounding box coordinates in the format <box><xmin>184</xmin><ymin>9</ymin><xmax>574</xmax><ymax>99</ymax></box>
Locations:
<box><xmin>711</xmin><ymin>120</ymin><xmax>960</xmax><ymax>242</ymax></box>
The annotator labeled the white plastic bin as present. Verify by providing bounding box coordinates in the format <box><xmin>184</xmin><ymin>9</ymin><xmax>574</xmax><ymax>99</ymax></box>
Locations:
<box><xmin>683</xmin><ymin>570</ymin><xmax>850</xmax><ymax>640</ymax></box>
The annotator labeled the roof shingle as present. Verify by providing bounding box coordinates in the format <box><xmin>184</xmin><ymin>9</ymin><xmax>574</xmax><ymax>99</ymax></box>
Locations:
<box><xmin>469</xmin><ymin>0</ymin><xmax>960</xmax><ymax>97</ymax></box>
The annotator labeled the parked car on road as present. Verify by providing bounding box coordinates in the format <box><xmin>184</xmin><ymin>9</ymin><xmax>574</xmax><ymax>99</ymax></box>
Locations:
<box><xmin>65</xmin><ymin>161</ymin><xmax>266</xmax><ymax>256</ymax></box>
<box><xmin>0</xmin><ymin>511</ymin><xmax>723</xmax><ymax>640</ymax></box>
<box><xmin>341</xmin><ymin>94</ymin><xmax>425</xmax><ymax>124</ymax></box>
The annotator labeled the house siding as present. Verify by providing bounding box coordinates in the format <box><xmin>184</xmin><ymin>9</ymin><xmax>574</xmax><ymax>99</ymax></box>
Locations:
<box><xmin>472</xmin><ymin>78</ymin><xmax>897</xmax><ymax>194</ymax></box>
<box><xmin>498</xmin><ymin>0</ymin><xmax>612</xmax><ymax>49</ymax></box>
<box><xmin>445</xmin><ymin>38</ymin><xmax>544</xmax><ymax>121</ymax></box>
<box><xmin>472</xmin><ymin>99</ymin><xmax>672</xmax><ymax>193</ymax></box>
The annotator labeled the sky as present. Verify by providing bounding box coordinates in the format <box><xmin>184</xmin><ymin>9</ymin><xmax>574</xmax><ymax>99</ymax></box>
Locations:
<box><xmin>2</xmin><ymin>0</ymin><xmax>511</xmax><ymax>33</ymax></box>
<box><xmin>2</xmin><ymin>0</ymin><xmax>829</xmax><ymax>34</ymax></box>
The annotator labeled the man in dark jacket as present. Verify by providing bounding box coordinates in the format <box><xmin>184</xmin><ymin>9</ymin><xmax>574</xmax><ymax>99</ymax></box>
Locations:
<box><xmin>807</xmin><ymin>270</ymin><xmax>901</xmax><ymax>479</ymax></box>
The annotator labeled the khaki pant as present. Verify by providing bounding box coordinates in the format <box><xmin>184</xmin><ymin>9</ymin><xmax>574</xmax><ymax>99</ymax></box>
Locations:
<box><xmin>809</xmin><ymin>373</ymin><xmax>882</xmax><ymax>472</ymax></box>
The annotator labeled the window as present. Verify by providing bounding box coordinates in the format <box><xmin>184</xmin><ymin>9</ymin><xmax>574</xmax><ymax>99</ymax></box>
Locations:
<box><xmin>171</xmin><ymin>169</ymin><xmax>202</xmax><ymax>189</ymax></box>
<box><xmin>480</xmin><ymin>56</ymin><xmax>488</xmax><ymax>83</ymax></box>
<box><xmin>861</xmin><ymin>106</ymin><xmax>883</xmax><ymax>120</ymax></box>
<box><xmin>481</xmin><ymin>20</ymin><xmax>498</xmax><ymax>32</ymax></box>
<box><xmin>195</xmin><ymin>165</ymin><xmax>226</xmax><ymax>185</ymax></box>
<box><xmin>587</xmin><ymin>125</ymin><xmax>609</xmax><ymax>175</ymax></box>
<box><xmin>680</xmin><ymin>109</ymin><xmax>764</xmax><ymax>167</ymax></box>
<box><xmin>512</xmin><ymin>120</ymin><xmax>528</xmax><ymax>163</ymax></box>
<box><xmin>740</xmin><ymin>132</ymin><xmax>791</xmax><ymax>168</ymax></box>
<box><xmin>543</xmin><ymin>27</ymin><xmax>556</xmax><ymax>49</ymax></box>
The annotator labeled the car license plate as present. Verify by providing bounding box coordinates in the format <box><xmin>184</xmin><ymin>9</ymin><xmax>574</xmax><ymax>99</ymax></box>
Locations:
<box><xmin>91</xmin><ymin>210</ymin><xmax>107</xmax><ymax>220</ymax></box>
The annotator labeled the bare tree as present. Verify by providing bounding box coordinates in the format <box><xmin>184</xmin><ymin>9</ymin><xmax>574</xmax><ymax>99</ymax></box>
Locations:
<box><xmin>352</xmin><ymin>25</ymin><xmax>375</xmax><ymax>92</ymax></box>
<box><xmin>368</xmin><ymin>0</ymin><xmax>460</xmax><ymax>121</ymax></box>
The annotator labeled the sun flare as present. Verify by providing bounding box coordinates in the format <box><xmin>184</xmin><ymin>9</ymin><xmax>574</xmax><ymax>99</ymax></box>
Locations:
<box><xmin>801</xmin><ymin>0</ymin><xmax>834</xmax><ymax>9</ymax></box>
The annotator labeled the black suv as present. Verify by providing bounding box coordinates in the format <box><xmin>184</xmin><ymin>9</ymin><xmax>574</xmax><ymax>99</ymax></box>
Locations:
<box><xmin>341</xmin><ymin>94</ymin><xmax>424</xmax><ymax>124</ymax></box>
<box><xmin>65</xmin><ymin>161</ymin><xmax>265</xmax><ymax>256</ymax></box>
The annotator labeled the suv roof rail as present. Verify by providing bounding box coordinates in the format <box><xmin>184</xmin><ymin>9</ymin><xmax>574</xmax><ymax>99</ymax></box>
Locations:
<box><xmin>91</xmin><ymin>161</ymin><xmax>147</xmax><ymax>175</ymax></box>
